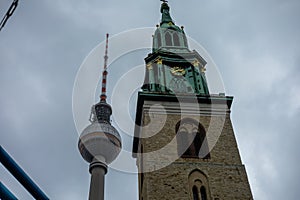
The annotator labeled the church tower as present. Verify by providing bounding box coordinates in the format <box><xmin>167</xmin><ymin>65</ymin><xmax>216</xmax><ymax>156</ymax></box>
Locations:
<box><xmin>132</xmin><ymin>2</ymin><xmax>253</xmax><ymax>200</ymax></box>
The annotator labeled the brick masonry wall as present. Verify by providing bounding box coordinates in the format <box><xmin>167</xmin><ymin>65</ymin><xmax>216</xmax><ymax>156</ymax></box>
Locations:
<box><xmin>136</xmin><ymin>103</ymin><xmax>253</xmax><ymax>200</ymax></box>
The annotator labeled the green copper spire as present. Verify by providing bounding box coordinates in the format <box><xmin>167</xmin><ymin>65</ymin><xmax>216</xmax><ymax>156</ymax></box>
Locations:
<box><xmin>142</xmin><ymin>1</ymin><xmax>209</xmax><ymax>96</ymax></box>
<box><xmin>153</xmin><ymin>2</ymin><xmax>188</xmax><ymax>52</ymax></box>
<box><xmin>160</xmin><ymin>2</ymin><xmax>173</xmax><ymax>25</ymax></box>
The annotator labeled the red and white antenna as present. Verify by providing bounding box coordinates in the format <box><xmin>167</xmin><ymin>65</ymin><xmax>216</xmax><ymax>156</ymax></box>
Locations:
<box><xmin>100</xmin><ymin>33</ymin><xmax>109</xmax><ymax>102</ymax></box>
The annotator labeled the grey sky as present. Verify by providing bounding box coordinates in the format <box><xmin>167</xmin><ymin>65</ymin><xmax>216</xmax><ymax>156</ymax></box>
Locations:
<box><xmin>1</xmin><ymin>0</ymin><xmax>300</xmax><ymax>199</ymax></box>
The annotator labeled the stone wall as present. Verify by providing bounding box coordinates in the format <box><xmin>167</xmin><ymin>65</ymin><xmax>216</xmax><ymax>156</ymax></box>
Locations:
<box><xmin>136</xmin><ymin>101</ymin><xmax>253</xmax><ymax>200</ymax></box>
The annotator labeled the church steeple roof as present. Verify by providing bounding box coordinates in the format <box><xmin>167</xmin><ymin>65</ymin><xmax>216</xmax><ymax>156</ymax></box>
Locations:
<box><xmin>142</xmin><ymin>2</ymin><xmax>209</xmax><ymax>96</ymax></box>
<box><xmin>152</xmin><ymin>2</ymin><xmax>189</xmax><ymax>53</ymax></box>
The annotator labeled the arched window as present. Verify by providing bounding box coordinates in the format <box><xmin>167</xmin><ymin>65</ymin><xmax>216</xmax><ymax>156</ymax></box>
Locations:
<box><xmin>176</xmin><ymin>118</ymin><xmax>210</xmax><ymax>159</ymax></box>
<box><xmin>189</xmin><ymin>170</ymin><xmax>210</xmax><ymax>200</ymax></box>
<box><xmin>200</xmin><ymin>186</ymin><xmax>207</xmax><ymax>200</ymax></box>
<box><xmin>192</xmin><ymin>185</ymin><xmax>199</xmax><ymax>200</ymax></box>
<box><xmin>173</xmin><ymin>33</ymin><xmax>180</xmax><ymax>46</ymax></box>
<box><xmin>165</xmin><ymin>32</ymin><xmax>172</xmax><ymax>46</ymax></box>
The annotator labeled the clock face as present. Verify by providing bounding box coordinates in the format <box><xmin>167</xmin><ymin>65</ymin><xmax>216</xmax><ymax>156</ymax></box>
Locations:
<box><xmin>170</xmin><ymin>66</ymin><xmax>185</xmax><ymax>76</ymax></box>
<box><xmin>169</xmin><ymin>77</ymin><xmax>188</xmax><ymax>93</ymax></box>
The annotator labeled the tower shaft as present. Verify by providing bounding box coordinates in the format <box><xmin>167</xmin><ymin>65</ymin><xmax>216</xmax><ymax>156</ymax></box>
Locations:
<box><xmin>132</xmin><ymin>2</ymin><xmax>253</xmax><ymax>200</ymax></box>
<box><xmin>89</xmin><ymin>168</ymin><xmax>105</xmax><ymax>200</ymax></box>
<box><xmin>88</xmin><ymin>159</ymin><xmax>107</xmax><ymax>200</ymax></box>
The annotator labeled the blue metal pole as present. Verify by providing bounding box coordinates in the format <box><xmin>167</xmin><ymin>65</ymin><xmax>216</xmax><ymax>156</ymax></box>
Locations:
<box><xmin>0</xmin><ymin>145</ymin><xmax>49</xmax><ymax>200</ymax></box>
<box><xmin>0</xmin><ymin>182</ymin><xmax>18</xmax><ymax>200</ymax></box>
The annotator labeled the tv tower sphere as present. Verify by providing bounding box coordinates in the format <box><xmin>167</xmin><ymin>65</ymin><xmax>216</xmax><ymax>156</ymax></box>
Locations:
<box><xmin>78</xmin><ymin>102</ymin><xmax>122</xmax><ymax>165</ymax></box>
<box><xmin>78</xmin><ymin>123</ymin><xmax>121</xmax><ymax>165</ymax></box>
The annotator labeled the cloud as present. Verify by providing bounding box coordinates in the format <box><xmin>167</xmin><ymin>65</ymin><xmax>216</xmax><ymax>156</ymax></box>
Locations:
<box><xmin>1</xmin><ymin>0</ymin><xmax>299</xmax><ymax>199</ymax></box>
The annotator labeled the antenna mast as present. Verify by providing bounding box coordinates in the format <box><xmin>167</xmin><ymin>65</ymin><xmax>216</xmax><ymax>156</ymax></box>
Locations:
<box><xmin>100</xmin><ymin>33</ymin><xmax>109</xmax><ymax>101</ymax></box>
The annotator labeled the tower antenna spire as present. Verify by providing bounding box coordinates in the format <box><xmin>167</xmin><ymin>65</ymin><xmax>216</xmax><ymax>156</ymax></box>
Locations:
<box><xmin>100</xmin><ymin>33</ymin><xmax>109</xmax><ymax>101</ymax></box>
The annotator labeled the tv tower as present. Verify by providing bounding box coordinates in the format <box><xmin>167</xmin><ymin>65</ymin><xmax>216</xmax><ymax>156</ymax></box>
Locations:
<box><xmin>78</xmin><ymin>34</ymin><xmax>122</xmax><ymax>200</ymax></box>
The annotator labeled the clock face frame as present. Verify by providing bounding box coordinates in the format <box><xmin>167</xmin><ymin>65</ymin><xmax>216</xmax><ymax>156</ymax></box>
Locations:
<box><xmin>170</xmin><ymin>66</ymin><xmax>186</xmax><ymax>76</ymax></box>
<box><xmin>169</xmin><ymin>76</ymin><xmax>189</xmax><ymax>93</ymax></box>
